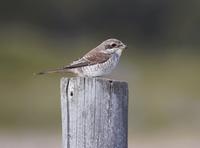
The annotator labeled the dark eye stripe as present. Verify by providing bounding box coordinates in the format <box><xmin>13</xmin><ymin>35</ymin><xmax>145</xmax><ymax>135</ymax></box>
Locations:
<box><xmin>105</xmin><ymin>43</ymin><xmax>120</xmax><ymax>49</ymax></box>
<box><xmin>105</xmin><ymin>44</ymin><xmax>112</xmax><ymax>49</ymax></box>
<box><xmin>111</xmin><ymin>43</ymin><xmax>117</xmax><ymax>47</ymax></box>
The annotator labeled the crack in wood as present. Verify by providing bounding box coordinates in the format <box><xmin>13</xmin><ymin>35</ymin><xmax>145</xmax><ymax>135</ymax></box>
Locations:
<box><xmin>61</xmin><ymin>77</ymin><xmax>128</xmax><ymax>148</ymax></box>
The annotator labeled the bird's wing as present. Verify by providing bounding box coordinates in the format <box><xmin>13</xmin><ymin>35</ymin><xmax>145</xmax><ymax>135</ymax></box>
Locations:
<box><xmin>64</xmin><ymin>50</ymin><xmax>111</xmax><ymax>69</ymax></box>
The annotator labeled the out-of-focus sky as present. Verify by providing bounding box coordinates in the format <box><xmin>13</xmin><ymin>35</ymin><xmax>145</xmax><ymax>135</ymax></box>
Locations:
<box><xmin>0</xmin><ymin>0</ymin><xmax>200</xmax><ymax>147</ymax></box>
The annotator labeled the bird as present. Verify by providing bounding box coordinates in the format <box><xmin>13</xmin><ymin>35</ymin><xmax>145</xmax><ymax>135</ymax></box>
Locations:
<box><xmin>36</xmin><ymin>38</ymin><xmax>127</xmax><ymax>77</ymax></box>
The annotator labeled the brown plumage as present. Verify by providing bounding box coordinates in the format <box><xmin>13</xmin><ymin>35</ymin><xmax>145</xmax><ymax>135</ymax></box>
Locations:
<box><xmin>36</xmin><ymin>38</ymin><xmax>127</xmax><ymax>76</ymax></box>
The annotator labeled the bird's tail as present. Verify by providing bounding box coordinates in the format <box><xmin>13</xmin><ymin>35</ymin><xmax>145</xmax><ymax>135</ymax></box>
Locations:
<box><xmin>35</xmin><ymin>67</ymin><xmax>67</xmax><ymax>75</ymax></box>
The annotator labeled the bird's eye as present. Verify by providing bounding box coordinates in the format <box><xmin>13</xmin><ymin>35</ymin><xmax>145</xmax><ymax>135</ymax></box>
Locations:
<box><xmin>111</xmin><ymin>43</ymin><xmax>117</xmax><ymax>47</ymax></box>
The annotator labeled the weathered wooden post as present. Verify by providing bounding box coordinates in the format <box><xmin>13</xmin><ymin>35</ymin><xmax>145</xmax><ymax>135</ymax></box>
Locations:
<box><xmin>60</xmin><ymin>77</ymin><xmax>128</xmax><ymax>148</ymax></box>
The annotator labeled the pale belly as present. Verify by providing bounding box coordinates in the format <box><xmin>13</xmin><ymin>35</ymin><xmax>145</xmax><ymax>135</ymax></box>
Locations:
<box><xmin>79</xmin><ymin>54</ymin><xmax>120</xmax><ymax>77</ymax></box>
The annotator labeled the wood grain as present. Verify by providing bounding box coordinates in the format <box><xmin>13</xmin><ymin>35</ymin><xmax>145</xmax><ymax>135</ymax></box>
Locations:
<box><xmin>61</xmin><ymin>77</ymin><xmax>128</xmax><ymax>148</ymax></box>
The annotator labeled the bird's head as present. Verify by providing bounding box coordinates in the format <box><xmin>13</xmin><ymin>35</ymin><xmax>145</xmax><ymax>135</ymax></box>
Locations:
<box><xmin>98</xmin><ymin>38</ymin><xmax>127</xmax><ymax>55</ymax></box>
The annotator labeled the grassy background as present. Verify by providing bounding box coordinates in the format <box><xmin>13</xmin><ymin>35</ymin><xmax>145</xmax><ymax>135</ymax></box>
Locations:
<box><xmin>0</xmin><ymin>0</ymin><xmax>200</xmax><ymax>147</ymax></box>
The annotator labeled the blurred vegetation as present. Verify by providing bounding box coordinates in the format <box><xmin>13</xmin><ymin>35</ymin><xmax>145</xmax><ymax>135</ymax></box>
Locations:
<box><xmin>0</xmin><ymin>0</ymin><xmax>200</xmax><ymax>136</ymax></box>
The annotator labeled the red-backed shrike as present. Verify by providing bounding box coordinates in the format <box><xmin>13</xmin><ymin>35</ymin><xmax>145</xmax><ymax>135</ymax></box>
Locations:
<box><xmin>37</xmin><ymin>38</ymin><xmax>127</xmax><ymax>77</ymax></box>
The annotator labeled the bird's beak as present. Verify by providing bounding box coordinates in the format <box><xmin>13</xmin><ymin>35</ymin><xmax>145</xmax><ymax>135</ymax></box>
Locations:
<box><xmin>119</xmin><ymin>44</ymin><xmax>127</xmax><ymax>50</ymax></box>
<box><xmin>124</xmin><ymin>45</ymin><xmax>128</xmax><ymax>49</ymax></box>
<box><xmin>122</xmin><ymin>44</ymin><xmax>127</xmax><ymax>50</ymax></box>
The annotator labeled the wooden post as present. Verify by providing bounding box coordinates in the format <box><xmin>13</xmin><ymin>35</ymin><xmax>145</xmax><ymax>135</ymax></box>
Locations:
<box><xmin>60</xmin><ymin>77</ymin><xmax>128</xmax><ymax>148</ymax></box>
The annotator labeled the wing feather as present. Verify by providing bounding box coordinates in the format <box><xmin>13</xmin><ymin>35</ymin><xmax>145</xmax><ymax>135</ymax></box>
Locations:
<box><xmin>64</xmin><ymin>50</ymin><xmax>111</xmax><ymax>69</ymax></box>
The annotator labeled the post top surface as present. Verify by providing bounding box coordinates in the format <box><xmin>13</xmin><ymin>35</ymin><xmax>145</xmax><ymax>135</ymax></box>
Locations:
<box><xmin>61</xmin><ymin>77</ymin><xmax>128</xmax><ymax>84</ymax></box>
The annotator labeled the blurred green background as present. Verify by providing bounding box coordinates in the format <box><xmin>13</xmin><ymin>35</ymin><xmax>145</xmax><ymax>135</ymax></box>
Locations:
<box><xmin>0</xmin><ymin>0</ymin><xmax>200</xmax><ymax>147</ymax></box>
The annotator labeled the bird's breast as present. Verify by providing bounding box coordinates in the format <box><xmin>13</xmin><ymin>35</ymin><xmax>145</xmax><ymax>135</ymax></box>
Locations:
<box><xmin>80</xmin><ymin>53</ymin><xmax>120</xmax><ymax>76</ymax></box>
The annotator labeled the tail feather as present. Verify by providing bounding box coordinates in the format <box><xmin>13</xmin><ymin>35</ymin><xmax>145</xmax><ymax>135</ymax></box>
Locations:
<box><xmin>35</xmin><ymin>68</ymin><xmax>66</xmax><ymax>75</ymax></box>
